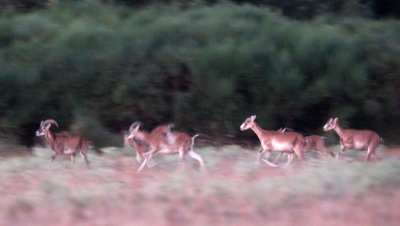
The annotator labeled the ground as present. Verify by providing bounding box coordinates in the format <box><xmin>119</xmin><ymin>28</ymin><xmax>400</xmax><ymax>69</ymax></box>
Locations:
<box><xmin>0</xmin><ymin>145</ymin><xmax>399</xmax><ymax>226</ymax></box>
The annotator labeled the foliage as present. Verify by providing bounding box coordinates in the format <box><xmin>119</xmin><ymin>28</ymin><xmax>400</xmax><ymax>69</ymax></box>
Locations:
<box><xmin>2</xmin><ymin>0</ymin><xmax>400</xmax><ymax>19</ymax></box>
<box><xmin>0</xmin><ymin>3</ymin><xmax>400</xmax><ymax>146</ymax></box>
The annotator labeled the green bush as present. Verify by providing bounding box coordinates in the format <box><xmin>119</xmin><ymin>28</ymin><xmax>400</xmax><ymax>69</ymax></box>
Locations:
<box><xmin>0</xmin><ymin>3</ymin><xmax>400</xmax><ymax>147</ymax></box>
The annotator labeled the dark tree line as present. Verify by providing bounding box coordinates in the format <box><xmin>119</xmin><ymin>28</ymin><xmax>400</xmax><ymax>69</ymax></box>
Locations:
<box><xmin>1</xmin><ymin>0</ymin><xmax>400</xmax><ymax>19</ymax></box>
<box><xmin>0</xmin><ymin>3</ymin><xmax>400</xmax><ymax>148</ymax></box>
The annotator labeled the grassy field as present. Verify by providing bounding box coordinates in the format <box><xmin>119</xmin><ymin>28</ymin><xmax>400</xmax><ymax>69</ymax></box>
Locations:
<box><xmin>0</xmin><ymin>144</ymin><xmax>399</xmax><ymax>225</ymax></box>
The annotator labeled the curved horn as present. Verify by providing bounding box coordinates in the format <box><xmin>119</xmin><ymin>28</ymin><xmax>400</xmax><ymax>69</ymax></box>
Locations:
<box><xmin>129</xmin><ymin>121</ymin><xmax>142</xmax><ymax>132</ymax></box>
<box><xmin>43</xmin><ymin>119</ymin><xmax>58</xmax><ymax>128</ymax></box>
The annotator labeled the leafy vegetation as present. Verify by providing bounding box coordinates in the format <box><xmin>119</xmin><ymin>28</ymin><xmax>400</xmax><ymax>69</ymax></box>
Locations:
<box><xmin>0</xmin><ymin>3</ymin><xmax>400</xmax><ymax>147</ymax></box>
<box><xmin>3</xmin><ymin>0</ymin><xmax>400</xmax><ymax>19</ymax></box>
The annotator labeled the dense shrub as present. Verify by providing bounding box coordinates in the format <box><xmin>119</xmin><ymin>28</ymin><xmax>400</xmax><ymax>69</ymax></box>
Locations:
<box><xmin>0</xmin><ymin>3</ymin><xmax>399</xmax><ymax>147</ymax></box>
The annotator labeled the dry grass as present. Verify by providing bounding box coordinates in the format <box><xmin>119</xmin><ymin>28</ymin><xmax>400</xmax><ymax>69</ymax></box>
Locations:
<box><xmin>0</xmin><ymin>144</ymin><xmax>399</xmax><ymax>225</ymax></box>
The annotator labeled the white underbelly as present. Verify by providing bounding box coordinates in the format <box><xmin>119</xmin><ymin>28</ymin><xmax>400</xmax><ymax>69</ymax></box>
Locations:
<box><xmin>64</xmin><ymin>148</ymin><xmax>76</xmax><ymax>154</ymax></box>
<box><xmin>354</xmin><ymin>141</ymin><xmax>366</xmax><ymax>150</ymax></box>
<box><xmin>271</xmin><ymin>141</ymin><xmax>292</xmax><ymax>151</ymax></box>
<box><xmin>167</xmin><ymin>133</ymin><xmax>176</xmax><ymax>144</ymax></box>
<box><xmin>158</xmin><ymin>144</ymin><xmax>176</xmax><ymax>154</ymax></box>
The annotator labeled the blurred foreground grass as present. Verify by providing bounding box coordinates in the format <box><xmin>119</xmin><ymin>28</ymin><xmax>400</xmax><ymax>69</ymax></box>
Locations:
<box><xmin>0</xmin><ymin>145</ymin><xmax>399</xmax><ymax>225</ymax></box>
